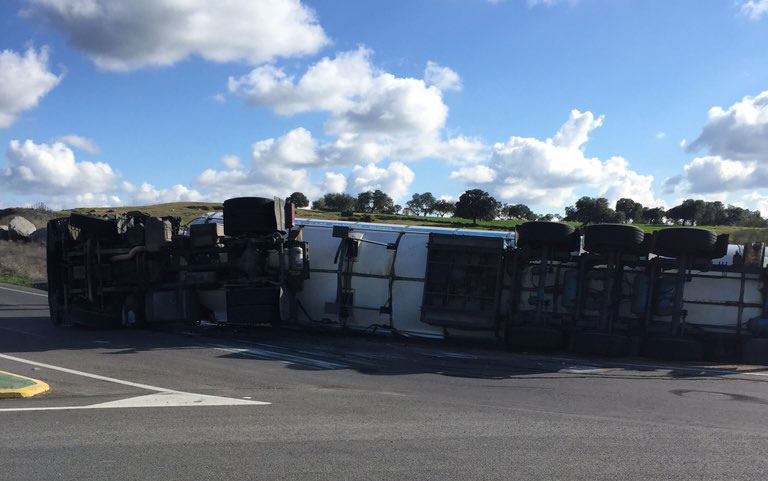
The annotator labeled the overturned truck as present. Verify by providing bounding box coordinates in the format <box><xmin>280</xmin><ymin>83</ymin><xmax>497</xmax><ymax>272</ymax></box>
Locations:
<box><xmin>47</xmin><ymin>197</ymin><xmax>768</xmax><ymax>363</ymax></box>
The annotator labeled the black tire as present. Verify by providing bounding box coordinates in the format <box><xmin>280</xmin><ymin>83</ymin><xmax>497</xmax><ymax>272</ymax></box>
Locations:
<box><xmin>223</xmin><ymin>197</ymin><xmax>278</xmax><ymax>236</ymax></box>
<box><xmin>583</xmin><ymin>224</ymin><xmax>645</xmax><ymax>254</ymax></box>
<box><xmin>69</xmin><ymin>213</ymin><xmax>118</xmax><ymax>240</ymax></box>
<box><xmin>642</xmin><ymin>336</ymin><xmax>705</xmax><ymax>361</ymax></box>
<box><xmin>651</xmin><ymin>228</ymin><xmax>717</xmax><ymax>259</ymax></box>
<box><xmin>515</xmin><ymin>222</ymin><xmax>575</xmax><ymax>250</ymax></box>
<box><xmin>711</xmin><ymin>234</ymin><xmax>729</xmax><ymax>260</ymax></box>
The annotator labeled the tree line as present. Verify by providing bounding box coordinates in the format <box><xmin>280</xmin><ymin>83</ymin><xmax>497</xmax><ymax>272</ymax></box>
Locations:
<box><xmin>283</xmin><ymin>190</ymin><xmax>767</xmax><ymax>227</ymax></box>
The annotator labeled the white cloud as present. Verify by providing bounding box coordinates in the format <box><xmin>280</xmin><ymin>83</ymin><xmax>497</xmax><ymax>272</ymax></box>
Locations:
<box><xmin>55</xmin><ymin>134</ymin><xmax>99</xmax><ymax>154</ymax></box>
<box><xmin>741</xmin><ymin>0</ymin><xmax>768</xmax><ymax>20</ymax></box>
<box><xmin>437</xmin><ymin>136</ymin><xmax>489</xmax><ymax>163</ymax></box>
<box><xmin>687</xmin><ymin>90</ymin><xmax>768</xmax><ymax>162</ymax></box>
<box><xmin>656</xmin><ymin>131</ymin><xmax>666</xmax><ymax>140</ymax></box>
<box><xmin>450</xmin><ymin>110</ymin><xmax>659</xmax><ymax>207</ymax></box>
<box><xmin>322</xmin><ymin>172</ymin><xmax>347</xmax><ymax>193</ymax></box>
<box><xmin>1</xmin><ymin>139</ymin><xmax>116</xmax><ymax>195</ymax></box>
<box><xmin>195</xmin><ymin>129</ymin><xmax>323</xmax><ymax>200</ymax></box>
<box><xmin>347</xmin><ymin>162</ymin><xmax>415</xmax><ymax>200</ymax></box>
<box><xmin>0</xmin><ymin>47</ymin><xmax>61</xmax><ymax>128</ymax></box>
<box><xmin>229</xmin><ymin>48</ymin><xmax>376</xmax><ymax>115</ymax></box>
<box><xmin>424</xmin><ymin>61</ymin><xmax>462</xmax><ymax>92</ymax></box>
<box><xmin>229</xmin><ymin>47</ymin><xmax>462</xmax><ymax>165</ymax></box>
<box><xmin>22</xmin><ymin>0</ymin><xmax>328</xmax><ymax>71</ymax></box>
<box><xmin>220</xmin><ymin>155</ymin><xmax>241</xmax><ymax>169</ymax></box>
<box><xmin>126</xmin><ymin>182</ymin><xmax>203</xmax><ymax>205</ymax></box>
<box><xmin>252</xmin><ymin>127</ymin><xmax>318</xmax><ymax>166</ymax></box>
<box><xmin>743</xmin><ymin>191</ymin><xmax>768</xmax><ymax>214</ymax></box>
<box><xmin>1</xmin><ymin>139</ymin><xmax>204</xmax><ymax>208</ymax></box>
<box><xmin>671</xmin><ymin>90</ymin><xmax>768</xmax><ymax>196</ymax></box>
<box><xmin>450</xmin><ymin>165</ymin><xmax>496</xmax><ymax>183</ymax></box>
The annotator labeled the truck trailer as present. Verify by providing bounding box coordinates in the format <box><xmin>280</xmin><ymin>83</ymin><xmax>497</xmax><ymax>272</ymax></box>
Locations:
<box><xmin>46</xmin><ymin>197</ymin><xmax>768</xmax><ymax>363</ymax></box>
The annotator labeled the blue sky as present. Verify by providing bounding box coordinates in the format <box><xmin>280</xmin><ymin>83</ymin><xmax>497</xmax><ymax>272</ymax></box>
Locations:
<box><xmin>1</xmin><ymin>0</ymin><xmax>768</xmax><ymax>214</ymax></box>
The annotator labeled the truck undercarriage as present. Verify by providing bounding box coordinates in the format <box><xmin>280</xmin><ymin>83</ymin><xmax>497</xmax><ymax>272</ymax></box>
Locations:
<box><xmin>46</xmin><ymin>197</ymin><xmax>768</xmax><ymax>364</ymax></box>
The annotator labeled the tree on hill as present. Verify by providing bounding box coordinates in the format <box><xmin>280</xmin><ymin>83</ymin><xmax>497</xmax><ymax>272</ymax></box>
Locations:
<box><xmin>723</xmin><ymin>205</ymin><xmax>766</xmax><ymax>227</ymax></box>
<box><xmin>564</xmin><ymin>197</ymin><xmax>617</xmax><ymax>225</ymax></box>
<box><xmin>286</xmin><ymin>192</ymin><xmax>309</xmax><ymax>208</ymax></box>
<box><xmin>355</xmin><ymin>191</ymin><xmax>374</xmax><ymax>213</ymax></box>
<box><xmin>405</xmin><ymin>192</ymin><xmax>436</xmax><ymax>216</ymax></box>
<box><xmin>453</xmin><ymin>189</ymin><xmax>500</xmax><ymax>224</ymax></box>
<box><xmin>642</xmin><ymin>206</ymin><xmax>666</xmax><ymax>225</ymax></box>
<box><xmin>432</xmin><ymin>199</ymin><xmax>456</xmax><ymax>217</ymax></box>
<box><xmin>356</xmin><ymin>190</ymin><xmax>396</xmax><ymax>214</ymax></box>
<box><xmin>501</xmin><ymin>203</ymin><xmax>536</xmax><ymax>221</ymax></box>
<box><xmin>371</xmin><ymin>190</ymin><xmax>396</xmax><ymax>214</ymax></box>
<box><xmin>615</xmin><ymin>198</ymin><xmax>644</xmax><ymax>223</ymax></box>
<box><xmin>316</xmin><ymin>193</ymin><xmax>356</xmax><ymax>212</ymax></box>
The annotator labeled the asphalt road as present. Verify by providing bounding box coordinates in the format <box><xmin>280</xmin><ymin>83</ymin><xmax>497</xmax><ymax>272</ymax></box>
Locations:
<box><xmin>2</xmin><ymin>283</ymin><xmax>768</xmax><ymax>480</ymax></box>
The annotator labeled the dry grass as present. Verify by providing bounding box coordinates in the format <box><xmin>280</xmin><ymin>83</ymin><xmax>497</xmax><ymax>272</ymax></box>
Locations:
<box><xmin>0</xmin><ymin>241</ymin><xmax>46</xmax><ymax>285</ymax></box>
<box><xmin>0</xmin><ymin>207</ymin><xmax>63</xmax><ymax>230</ymax></box>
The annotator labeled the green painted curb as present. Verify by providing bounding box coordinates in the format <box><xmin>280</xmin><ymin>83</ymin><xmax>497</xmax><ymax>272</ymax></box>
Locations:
<box><xmin>0</xmin><ymin>370</ymin><xmax>50</xmax><ymax>398</ymax></box>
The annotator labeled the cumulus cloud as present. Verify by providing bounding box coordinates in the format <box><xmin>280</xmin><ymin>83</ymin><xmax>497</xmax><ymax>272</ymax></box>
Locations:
<box><xmin>743</xmin><ymin>191</ymin><xmax>768</xmax><ymax>214</ymax></box>
<box><xmin>741</xmin><ymin>0</ymin><xmax>768</xmax><ymax>20</ymax></box>
<box><xmin>194</xmin><ymin>129</ymin><xmax>415</xmax><ymax>202</ymax></box>
<box><xmin>450</xmin><ymin>109</ymin><xmax>659</xmax><ymax>207</ymax></box>
<box><xmin>322</xmin><ymin>172</ymin><xmax>347</xmax><ymax>193</ymax></box>
<box><xmin>0</xmin><ymin>47</ymin><xmax>61</xmax><ymax>128</ymax></box>
<box><xmin>687</xmin><ymin>90</ymin><xmax>768</xmax><ymax>162</ymax></box>
<box><xmin>424</xmin><ymin>61</ymin><xmax>462</xmax><ymax>92</ymax></box>
<box><xmin>670</xmin><ymin>90</ymin><xmax>768</xmax><ymax>197</ymax></box>
<box><xmin>55</xmin><ymin>134</ymin><xmax>99</xmax><ymax>154</ymax></box>
<box><xmin>196</xmin><ymin>128</ymin><xmax>323</xmax><ymax>199</ymax></box>
<box><xmin>450</xmin><ymin>165</ymin><xmax>496</xmax><ymax>183</ymax></box>
<box><xmin>0</xmin><ymin>139</ymin><xmax>205</xmax><ymax>208</ymax></box>
<box><xmin>22</xmin><ymin>0</ymin><xmax>328</xmax><ymax>71</ymax></box>
<box><xmin>220</xmin><ymin>155</ymin><xmax>241</xmax><ymax>169</ymax></box>
<box><xmin>124</xmin><ymin>182</ymin><xmax>203</xmax><ymax>205</ymax></box>
<box><xmin>252</xmin><ymin>127</ymin><xmax>318</xmax><ymax>166</ymax></box>
<box><xmin>347</xmin><ymin>162</ymin><xmax>415</xmax><ymax>200</ymax></box>
<box><xmin>1</xmin><ymin>139</ymin><xmax>116</xmax><ymax>195</ymax></box>
<box><xmin>229</xmin><ymin>47</ymin><xmax>472</xmax><ymax>165</ymax></box>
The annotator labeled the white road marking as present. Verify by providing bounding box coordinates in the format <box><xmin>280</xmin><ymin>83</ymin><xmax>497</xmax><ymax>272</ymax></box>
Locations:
<box><xmin>0</xmin><ymin>353</ymin><xmax>269</xmax><ymax>412</ymax></box>
<box><xmin>211</xmin><ymin>344</ymin><xmax>347</xmax><ymax>369</ymax></box>
<box><xmin>0</xmin><ymin>353</ymin><xmax>177</xmax><ymax>392</ymax></box>
<box><xmin>0</xmin><ymin>285</ymin><xmax>47</xmax><ymax>298</ymax></box>
<box><xmin>562</xmin><ymin>365</ymin><xmax>607</xmax><ymax>374</ymax></box>
<box><xmin>0</xmin><ymin>392</ymin><xmax>265</xmax><ymax>412</ymax></box>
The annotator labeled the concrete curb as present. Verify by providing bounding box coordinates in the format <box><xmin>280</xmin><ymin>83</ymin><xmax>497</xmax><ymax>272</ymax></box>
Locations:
<box><xmin>0</xmin><ymin>370</ymin><xmax>50</xmax><ymax>399</ymax></box>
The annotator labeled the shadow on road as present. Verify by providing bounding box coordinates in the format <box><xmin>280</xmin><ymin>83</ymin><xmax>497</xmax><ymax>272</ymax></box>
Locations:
<box><xmin>3</xmin><ymin>306</ymin><xmax>768</xmax><ymax>383</ymax></box>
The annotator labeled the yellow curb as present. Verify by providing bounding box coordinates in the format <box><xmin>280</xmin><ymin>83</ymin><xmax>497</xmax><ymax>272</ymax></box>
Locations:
<box><xmin>0</xmin><ymin>370</ymin><xmax>50</xmax><ymax>399</ymax></box>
